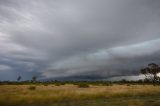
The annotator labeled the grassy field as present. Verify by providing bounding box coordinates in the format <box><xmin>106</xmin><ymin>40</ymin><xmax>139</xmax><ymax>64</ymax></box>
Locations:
<box><xmin>0</xmin><ymin>84</ymin><xmax>160</xmax><ymax>106</ymax></box>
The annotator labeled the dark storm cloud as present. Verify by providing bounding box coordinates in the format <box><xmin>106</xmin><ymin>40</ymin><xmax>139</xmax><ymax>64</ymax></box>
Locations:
<box><xmin>0</xmin><ymin>0</ymin><xmax>160</xmax><ymax>80</ymax></box>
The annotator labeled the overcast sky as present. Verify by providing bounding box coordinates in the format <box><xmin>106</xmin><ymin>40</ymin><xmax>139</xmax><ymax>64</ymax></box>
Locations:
<box><xmin>0</xmin><ymin>0</ymin><xmax>160</xmax><ymax>81</ymax></box>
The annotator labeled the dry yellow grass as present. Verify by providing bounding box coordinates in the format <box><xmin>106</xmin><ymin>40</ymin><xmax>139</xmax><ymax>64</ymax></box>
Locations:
<box><xmin>0</xmin><ymin>84</ymin><xmax>160</xmax><ymax>106</ymax></box>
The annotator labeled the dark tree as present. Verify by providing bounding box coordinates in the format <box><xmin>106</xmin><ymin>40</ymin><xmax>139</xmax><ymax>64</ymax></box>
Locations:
<box><xmin>141</xmin><ymin>63</ymin><xmax>160</xmax><ymax>85</ymax></box>
<box><xmin>32</xmin><ymin>75</ymin><xmax>37</xmax><ymax>82</ymax></box>
<box><xmin>17</xmin><ymin>76</ymin><xmax>21</xmax><ymax>82</ymax></box>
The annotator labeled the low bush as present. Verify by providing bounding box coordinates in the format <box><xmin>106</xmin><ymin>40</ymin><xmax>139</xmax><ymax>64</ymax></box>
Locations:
<box><xmin>102</xmin><ymin>82</ymin><xmax>113</xmax><ymax>86</ymax></box>
<box><xmin>43</xmin><ymin>84</ymin><xmax>48</xmax><ymax>86</ymax></box>
<box><xmin>78</xmin><ymin>83</ymin><xmax>90</xmax><ymax>88</ymax></box>
<box><xmin>28</xmin><ymin>86</ymin><xmax>36</xmax><ymax>90</ymax></box>
<box><xmin>55</xmin><ymin>83</ymin><xmax>61</xmax><ymax>86</ymax></box>
<box><xmin>127</xmin><ymin>84</ymin><xmax>131</xmax><ymax>86</ymax></box>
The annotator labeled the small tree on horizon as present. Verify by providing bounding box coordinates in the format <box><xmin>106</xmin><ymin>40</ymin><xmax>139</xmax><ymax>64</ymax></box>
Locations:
<box><xmin>141</xmin><ymin>63</ymin><xmax>160</xmax><ymax>85</ymax></box>
<box><xmin>17</xmin><ymin>76</ymin><xmax>21</xmax><ymax>82</ymax></box>
<box><xmin>31</xmin><ymin>75</ymin><xmax>37</xmax><ymax>83</ymax></box>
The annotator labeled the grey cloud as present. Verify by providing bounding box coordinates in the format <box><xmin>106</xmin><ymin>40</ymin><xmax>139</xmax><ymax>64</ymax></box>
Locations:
<box><xmin>0</xmin><ymin>0</ymin><xmax>160</xmax><ymax>80</ymax></box>
<box><xmin>42</xmin><ymin>39</ymin><xmax>160</xmax><ymax>79</ymax></box>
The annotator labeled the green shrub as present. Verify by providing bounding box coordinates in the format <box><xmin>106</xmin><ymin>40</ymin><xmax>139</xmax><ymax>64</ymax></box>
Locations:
<box><xmin>43</xmin><ymin>84</ymin><xmax>48</xmax><ymax>86</ymax></box>
<box><xmin>127</xmin><ymin>84</ymin><xmax>131</xmax><ymax>86</ymax></box>
<box><xmin>28</xmin><ymin>86</ymin><xmax>36</xmax><ymax>90</ymax></box>
<box><xmin>78</xmin><ymin>83</ymin><xmax>90</xmax><ymax>88</ymax></box>
<box><xmin>102</xmin><ymin>82</ymin><xmax>113</xmax><ymax>86</ymax></box>
<box><xmin>55</xmin><ymin>83</ymin><xmax>61</xmax><ymax>86</ymax></box>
